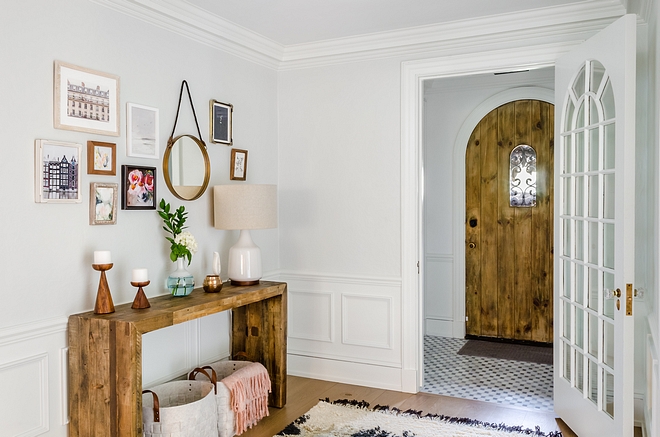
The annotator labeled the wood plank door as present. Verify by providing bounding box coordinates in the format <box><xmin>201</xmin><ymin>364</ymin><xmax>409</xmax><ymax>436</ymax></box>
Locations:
<box><xmin>465</xmin><ymin>99</ymin><xmax>554</xmax><ymax>343</ymax></box>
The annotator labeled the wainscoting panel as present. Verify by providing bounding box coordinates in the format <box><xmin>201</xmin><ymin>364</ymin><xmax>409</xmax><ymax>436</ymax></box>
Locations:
<box><xmin>198</xmin><ymin>311</ymin><xmax>231</xmax><ymax>364</ymax></box>
<box><xmin>142</xmin><ymin>315</ymin><xmax>231</xmax><ymax>388</ymax></box>
<box><xmin>289</xmin><ymin>291</ymin><xmax>334</xmax><ymax>342</ymax></box>
<box><xmin>0</xmin><ymin>317</ymin><xmax>67</xmax><ymax>437</ymax></box>
<box><xmin>0</xmin><ymin>353</ymin><xmax>48</xmax><ymax>437</ymax></box>
<box><xmin>280</xmin><ymin>272</ymin><xmax>402</xmax><ymax>389</ymax></box>
<box><xmin>342</xmin><ymin>294</ymin><xmax>392</xmax><ymax>349</ymax></box>
<box><xmin>424</xmin><ymin>254</ymin><xmax>456</xmax><ymax>337</ymax></box>
<box><xmin>646</xmin><ymin>333</ymin><xmax>658</xmax><ymax>437</ymax></box>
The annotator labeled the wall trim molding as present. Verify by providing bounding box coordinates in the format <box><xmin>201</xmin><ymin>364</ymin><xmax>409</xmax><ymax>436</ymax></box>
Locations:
<box><xmin>0</xmin><ymin>317</ymin><xmax>67</xmax><ymax>348</ymax></box>
<box><xmin>276</xmin><ymin>270</ymin><xmax>401</xmax><ymax>288</ymax></box>
<box><xmin>90</xmin><ymin>0</ymin><xmax>625</xmax><ymax>70</ymax></box>
<box><xmin>288</xmin><ymin>353</ymin><xmax>403</xmax><ymax>391</ymax></box>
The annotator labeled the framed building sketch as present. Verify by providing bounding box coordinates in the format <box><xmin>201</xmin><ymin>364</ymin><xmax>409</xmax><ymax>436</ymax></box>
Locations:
<box><xmin>87</xmin><ymin>141</ymin><xmax>116</xmax><ymax>175</ymax></box>
<box><xmin>210</xmin><ymin>100</ymin><xmax>233</xmax><ymax>145</ymax></box>
<box><xmin>127</xmin><ymin>103</ymin><xmax>159</xmax><ymax>159</ymax></box>
<box><xmin>35</xmin><ymin>139</ymin><xmax>82</xmax><ymax>203</ymax></box>
<box><xmin>53</xmin><ymin>60</ymin><xmax>120</xmax><ymax>136</ymax></box>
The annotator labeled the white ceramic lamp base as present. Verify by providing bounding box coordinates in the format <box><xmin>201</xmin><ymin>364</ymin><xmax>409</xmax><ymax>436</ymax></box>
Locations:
<box><xmin>227</xmin><ymin>230</ymin><xmax>262</xmax><ymax>286</ymax></box>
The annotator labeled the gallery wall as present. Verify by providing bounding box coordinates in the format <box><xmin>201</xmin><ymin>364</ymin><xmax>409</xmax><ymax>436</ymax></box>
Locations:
<box><xmin>0</xmin><ymin>1</ymin><xmax>278</xmax><ymax>435</ymax></box>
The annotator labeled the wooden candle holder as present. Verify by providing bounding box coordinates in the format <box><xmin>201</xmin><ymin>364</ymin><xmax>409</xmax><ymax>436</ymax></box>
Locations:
<box><xmin>131</xmin><ymin>281</ymin><xmax>151</xmax><ymax>309</ymax></box>
<box><xmin>92</xmin><ymin>263</ymin><xmax>115</xmax><ymax>314</ymax></box>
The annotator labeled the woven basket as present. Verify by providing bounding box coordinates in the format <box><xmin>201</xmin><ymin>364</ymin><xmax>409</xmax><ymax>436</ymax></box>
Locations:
<box><xmin>190</xmin><ymin>361</ymin><xmax>259</xmax><ymax>437</ymax></box>
<box><xmin>142</xmin><ymin>368</ymin><xmax>218</xmax><ymax>437</ymax></box>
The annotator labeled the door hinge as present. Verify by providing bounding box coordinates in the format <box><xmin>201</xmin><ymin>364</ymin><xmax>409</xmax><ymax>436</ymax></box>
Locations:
<box><xmin>465</xmin><ymin>316</ymin><xmax>468</xmax><ymax>322</ymax></box>
<box><xmin>417</xmin><ymin>261</ymin><xmax>420</xmax><ymax>274</ymax></box>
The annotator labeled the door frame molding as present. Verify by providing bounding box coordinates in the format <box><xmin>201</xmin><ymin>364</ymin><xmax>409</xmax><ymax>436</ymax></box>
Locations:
<box><xmin>455</xmin><ymin>88</ymin><xmax>555</xmax><ymax>340</ymax></box>
<box><xmin>400</xmin><ymin>43</ymin><xmax>565</xmax><ymax>392</ymax></box>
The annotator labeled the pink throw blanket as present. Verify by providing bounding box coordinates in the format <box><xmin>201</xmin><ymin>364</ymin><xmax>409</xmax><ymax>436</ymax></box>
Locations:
<box><xmin>221</xmin><ymin>362</ymin><xmax>271</xmax><ymax>435</ymax></box>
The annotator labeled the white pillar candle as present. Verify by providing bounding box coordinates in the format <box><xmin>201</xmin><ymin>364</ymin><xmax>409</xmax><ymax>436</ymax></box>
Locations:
<box><xmin>94</xmin><ymin>251</ymin><xmax>112</xmax><ymax>264</ymax></box>
<box><xmin>132</xmin><ymin>268</ymin><xmax>148</xmax><ymax>283</ymax></box>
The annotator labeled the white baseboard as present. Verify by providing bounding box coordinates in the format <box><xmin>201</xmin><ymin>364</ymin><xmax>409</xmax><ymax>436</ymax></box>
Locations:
<box><xmin>288</xmin><ymin>354</ymin><xmax>403</xmax><ymax>391</ymax></box>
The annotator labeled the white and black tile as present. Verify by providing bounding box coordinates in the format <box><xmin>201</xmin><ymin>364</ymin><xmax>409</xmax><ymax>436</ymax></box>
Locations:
<box><xmin>422</xmin><ymin>335</ymin><xmax>553</xmax><ymax>411</ymax></box>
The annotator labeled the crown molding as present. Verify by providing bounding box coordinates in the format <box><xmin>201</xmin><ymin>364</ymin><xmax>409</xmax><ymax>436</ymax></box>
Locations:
<box><xmin>91</xmin><ymin>0</ymin><xmax>626</xmax><ymax>71</ymax></box>
<box><xmin>90</xmin><ymin>0</ymin><xmax>284</xmax><ymax>69</ymax></box>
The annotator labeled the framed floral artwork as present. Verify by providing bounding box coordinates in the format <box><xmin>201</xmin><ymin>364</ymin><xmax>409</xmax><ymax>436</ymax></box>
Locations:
<box><xmin>87</xmin><ymin>141</ymin><xmax>116</xmax><ymax>175</ymax></box>
<box><xmin>53</xmin><ymin>61</ymin><xmax>120</xmax><ymax>136</ymax></box>
<box><xmin>230</xmin><ymin>148</ymin><xmax>247</xmax><ymax>181</ymax></box>
<box><xmin>34</xmin><ymin>139</ymin><xmax>82</xmax><ymax>203</ymax></box>
<box><xmin>90</xmin><ymin>182</ymin><xmax>118</xmax><ymax>225</ymax></box>
<box><xmin>121</xmin><ymin>165</ymin><xmax>156</xmax><ymax>210</ymax></box>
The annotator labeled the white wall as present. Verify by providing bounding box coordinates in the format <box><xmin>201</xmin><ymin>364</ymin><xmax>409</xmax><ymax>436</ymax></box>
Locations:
<box><xmin>422</xmin><ymin>69</ymin><xmax>555</xmax><ymax>337</ymax></box>
<box><xmin>277</xmin><ymin>58</ymin><xmax>405</xmax><ymax>387</ymax></box>
<box><xmin>0</xmin><ymin>1</ymin><xmax>278</xmax><ymax>435</ymax></box>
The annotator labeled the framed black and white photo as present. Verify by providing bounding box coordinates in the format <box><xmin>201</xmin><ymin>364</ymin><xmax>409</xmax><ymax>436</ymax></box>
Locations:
<box><xmin>210</xmin><ymin>100</ymin><xmax>233</xmax><ymax>145</ymax></box>
<box><xmin>127</xmin><ymin>103</ymin><xmax>159</xmax><ymax>159</ymax></box>
<box><xmin>230</xmin><ymin>149</ymin><xmax>247</xmax><ymax>181</ymax></box>
<box><xmin>53</xmin><ymin>61</ymin><xmax>120</xmax><ymax>136</ymax></box>
<box><xmin>34</xmin><ymin>139</ymin><xmax>82</xmax><ymax>203</ymax></box>
<box><xmin>90</xmin><ymin>182</ymin><xmax>118</xmax><ymax>225</ymax></box>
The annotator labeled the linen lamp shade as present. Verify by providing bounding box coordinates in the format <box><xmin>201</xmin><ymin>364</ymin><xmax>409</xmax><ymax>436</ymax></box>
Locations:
<box><xmin>213</xmin><ymin>184</ymin><xmax>277</xmax><ymax>285</ymax></box>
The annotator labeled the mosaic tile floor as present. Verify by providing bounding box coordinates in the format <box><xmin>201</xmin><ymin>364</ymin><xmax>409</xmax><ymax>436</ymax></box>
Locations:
<box><xmin>422</xmin><ymin>335</ymin><xmax>554</xmax><ymax>411</ymax></box>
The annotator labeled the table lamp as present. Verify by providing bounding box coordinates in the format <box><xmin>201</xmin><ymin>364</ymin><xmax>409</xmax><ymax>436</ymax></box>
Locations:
<box><xmin>213</xmin><ymin>184</ymin><xmax>277</xmax><ymax>285</ymax></box>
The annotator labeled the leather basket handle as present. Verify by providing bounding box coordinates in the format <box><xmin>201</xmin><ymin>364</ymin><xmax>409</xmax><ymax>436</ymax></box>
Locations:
<box><xmin>142</xmin><ymin>390</ymin><xmax>160</xmax><ymax>423</ymax></box>
<box><xmin>188</xmin><ymin>366</ymin><xmax>218</xmax><ymax>394</ymax></box>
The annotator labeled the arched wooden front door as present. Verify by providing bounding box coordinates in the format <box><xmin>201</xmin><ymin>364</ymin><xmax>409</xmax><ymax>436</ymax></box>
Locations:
<box><xmin>465</xmin><ymin>99</ymin><xmax>554</xmax><ymax>343</ymax></box>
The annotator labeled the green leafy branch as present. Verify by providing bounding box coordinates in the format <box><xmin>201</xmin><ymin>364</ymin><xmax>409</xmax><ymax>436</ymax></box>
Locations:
<box><xmin>158</xmin><ymin>198</ymin><xmax>192</xmax><ymax>264</ymax></box>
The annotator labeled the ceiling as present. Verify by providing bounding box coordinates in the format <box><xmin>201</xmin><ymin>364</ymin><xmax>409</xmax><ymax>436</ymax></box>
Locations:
<box><xmin>185</xmin><ymin>0</ymin><xmax>589</xmax><ymax>46</ymax></box>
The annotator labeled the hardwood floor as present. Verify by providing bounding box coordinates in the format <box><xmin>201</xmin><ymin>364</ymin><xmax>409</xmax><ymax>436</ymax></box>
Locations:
<box><xmin>240</xmin><ymin>375</ymin><xmax>578</xmax><ymax>436</ymax></box>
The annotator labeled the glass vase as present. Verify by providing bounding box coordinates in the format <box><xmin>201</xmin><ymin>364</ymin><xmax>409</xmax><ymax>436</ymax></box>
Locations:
<box><xmin>167</xmin><ymin>257</ymin><xmax>194</xmax><ymax>296</ymax></box>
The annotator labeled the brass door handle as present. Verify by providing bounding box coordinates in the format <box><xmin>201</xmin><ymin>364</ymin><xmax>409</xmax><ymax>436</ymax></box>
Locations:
<box><xmin>468</xmin><ymin>242</ymin><xmax>476</xmax><ymax>249</ymax></box>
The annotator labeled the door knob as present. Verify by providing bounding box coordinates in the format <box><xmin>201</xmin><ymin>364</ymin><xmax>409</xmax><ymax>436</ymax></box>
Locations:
<box><xmin>468</xmin><ymin>242</ymin><xmax>476</xmax><ymax>249</ymax></box>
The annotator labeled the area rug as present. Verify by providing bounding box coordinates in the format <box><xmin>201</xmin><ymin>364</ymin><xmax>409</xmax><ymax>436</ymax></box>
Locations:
<box><xmin>458</xmin><ymin>340</ymin><xmax>553</xmax><ymax>365</ymax></box>
<box><xmin>274</xmin><ymin>399</ymin><xmax>561</xmax><ymax>437</ymax></box>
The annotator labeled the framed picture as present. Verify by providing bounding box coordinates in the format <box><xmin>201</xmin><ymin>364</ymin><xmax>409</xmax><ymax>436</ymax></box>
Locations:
<box><xmin>90</xmin><ymin>183</ymin><xmax>118</xmax><ymax>225</ymax></box>
<box><xmin>127</xmin><ymin>103</ymin><xmax>159</xmax><ymax>159</ymax></box>
<box><xmin>230</xmin><ymin>149</ymin><xmax>248</xmax><ymax>181</ymax></box>
<box><xmin>53</xmin><ymin>61</ymin><xmax>120</xmax><ymax>136</ymax></box>
<box><xmin>121</xmin><ymin>165</ymin><xmax>156</xmax><ymax>210</ymax></box>
<box><xmin>34</xmin><ymin>139</ymin><xmax>82</xmax><ymax>203</ymax></box>
<box><xmin>87</xmin><ymin>141</ymin><xmax>116</xmax><ymax>175</ymax></box>
<box><xmin>210</xmin><ymin>100</ymin><xmax>233</xmax><ymax>145</ymax></box>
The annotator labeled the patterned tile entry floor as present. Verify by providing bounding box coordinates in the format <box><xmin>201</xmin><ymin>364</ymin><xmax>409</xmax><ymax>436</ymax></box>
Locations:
<box><xmin>422</xmin><ymin>336</ymin><xmax>554</xmax><ymax>411</ymax></box>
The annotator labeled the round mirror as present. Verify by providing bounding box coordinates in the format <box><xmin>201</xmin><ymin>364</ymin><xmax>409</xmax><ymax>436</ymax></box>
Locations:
<box><xmin>163</xmin><ymin>134</ymin><xmax>210</xmax><ymax>201</ymax></box>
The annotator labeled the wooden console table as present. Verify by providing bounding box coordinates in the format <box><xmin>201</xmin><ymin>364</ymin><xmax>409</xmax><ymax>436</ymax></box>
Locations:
<box><xmin>68</xmin><ymin>281</ymin><xmax>287</xmax><ymax>437</ymax></box>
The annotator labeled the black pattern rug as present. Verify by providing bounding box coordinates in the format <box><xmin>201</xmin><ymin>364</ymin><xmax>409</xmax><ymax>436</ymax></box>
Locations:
<box><xmin>274</xmin><ymin>399</ymin><xmax>562</xmax><ymax>437</ymax></box>
<box><xmin>458</xmin><ymin>339</ymin><xmax>553</xmax><ymax>365</ymax></box>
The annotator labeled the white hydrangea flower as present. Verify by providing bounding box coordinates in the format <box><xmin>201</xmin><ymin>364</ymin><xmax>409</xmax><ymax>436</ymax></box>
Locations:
<box><xmin>175</xmin><ymin>231</ymin><xmax>198</xmax><ymax>254</ymax></box>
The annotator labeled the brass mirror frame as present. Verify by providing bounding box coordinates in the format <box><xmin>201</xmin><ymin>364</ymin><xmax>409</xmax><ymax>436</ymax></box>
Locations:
<box><xmin>163</xmin><ymin>134</ymin><xmax>211</xmax><ymax>201</ymax></box>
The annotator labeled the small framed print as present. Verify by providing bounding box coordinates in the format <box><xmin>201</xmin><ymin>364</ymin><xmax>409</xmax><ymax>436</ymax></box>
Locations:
<box><xmin>53</xmin><ymin>61</ymin><xmax>120</xmax><ymax>136</ymax></box>
<box><xmin>35</xmin><ymin>139</ymin><xmax>82</xmax><ymax>203</ymax></box>
<box><xmin>87</xmin><ymin>141</ymin><xmax>116</xmax><ymax>175</ymax></box>
<box><xmin>90</xmin><ymin>182</ymin><xmax>118</xmax><ymax>225</ymax></box>
<box><xmin>230</xmin><ymin>149</ymin><xmax>247</xmax><ymax>181</ymax></box>
<box><xmin>121</xmin><ymin>165</ymin><xmax>156</xmax><ymax>210</ymax></box>
<box><xmin>127</xmin><ymin>103</ymin><xmax>159</xmax><ymax>159</ymax></box>
<box><xmin>210</xmin><ymin>100</ymin><xmax>233</xmax><ymax>145</ymax></box>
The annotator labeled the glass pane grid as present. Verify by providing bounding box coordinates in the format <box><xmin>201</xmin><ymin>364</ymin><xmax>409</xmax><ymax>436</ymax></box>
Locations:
<box><xmin>560</xmin><ymin>59</ymin><xmax>617</xmax><ymax>418</ymax></box>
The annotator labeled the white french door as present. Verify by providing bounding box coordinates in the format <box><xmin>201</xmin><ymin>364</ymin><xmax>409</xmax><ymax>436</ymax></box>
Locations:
<box><xmin>554</xmin><ymin>14</ymin><xmax>636</xmax><ymax>437</ymax></box>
